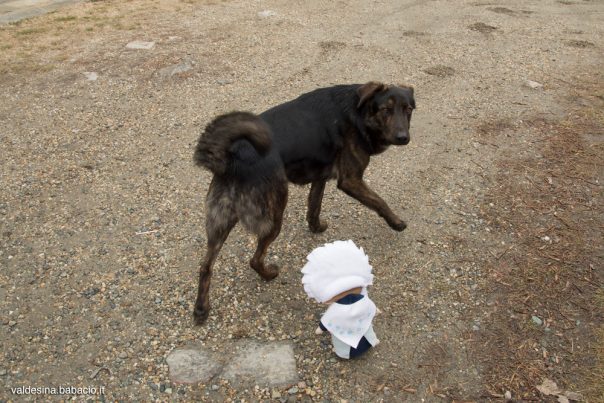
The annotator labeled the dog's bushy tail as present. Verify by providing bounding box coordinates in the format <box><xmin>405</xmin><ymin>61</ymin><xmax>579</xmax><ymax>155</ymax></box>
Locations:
<box><xmin>194</xmin><ymin>111</ymin><xmax>272</xmax><ymax>176</ymax></box>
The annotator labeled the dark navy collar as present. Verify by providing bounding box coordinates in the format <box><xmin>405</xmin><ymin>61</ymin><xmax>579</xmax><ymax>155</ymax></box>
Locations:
<box><xmin>336</xmin><ymin>293</ymin><xmax>364</xmax><ymax>305</ymax></box>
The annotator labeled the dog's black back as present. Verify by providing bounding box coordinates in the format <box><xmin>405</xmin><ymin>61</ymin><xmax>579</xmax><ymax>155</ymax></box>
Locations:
<box><xmin>260</xmin><ymin>85</ymin><xmax>356</xmax><ymax>184</ymax></box>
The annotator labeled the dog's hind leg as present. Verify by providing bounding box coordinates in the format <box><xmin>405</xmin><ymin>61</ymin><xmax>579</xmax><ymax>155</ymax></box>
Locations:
<box><xmin>249</xmin><ymin>185</ymin><xmax>287</xmax><ymax>281</ymax></box>
<box><xmin>250</xmin><ymin>223</ymin><xmax>282</xmax><ymax>281</ymax></box>
<box><xmin>307</xmin><ymin>180</ymin><xmax>329</xmax><ymax>233</ymax></box>
<box><xmin>194</xmin><ymin>189</ymin><xmax>237</xmax><ymax>325</ymax></box>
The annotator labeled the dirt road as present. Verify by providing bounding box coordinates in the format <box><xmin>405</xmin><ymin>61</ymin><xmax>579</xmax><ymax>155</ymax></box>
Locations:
<box><xmin>1</xmin><ymin>0</ymin><xmax>602</xmax><ymax>401</ymax></box>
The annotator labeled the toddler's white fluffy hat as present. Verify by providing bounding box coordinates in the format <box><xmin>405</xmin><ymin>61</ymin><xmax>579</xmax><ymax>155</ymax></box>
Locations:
<box><xmin>301</xmin><ymin>240</ymin><xmax>373</xmax><ymax>303</ymax></box>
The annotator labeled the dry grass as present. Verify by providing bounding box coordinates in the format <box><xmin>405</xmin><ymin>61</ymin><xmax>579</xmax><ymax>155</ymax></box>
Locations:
<box><xmin>474</xmin><ymin>90</ymin><xmax>603</xmax><ymax>400</ymax></box>
<box><xmin>0</xmin><ymin>0</ymin><xmax>222</xmax><ymax>77</ymax></box>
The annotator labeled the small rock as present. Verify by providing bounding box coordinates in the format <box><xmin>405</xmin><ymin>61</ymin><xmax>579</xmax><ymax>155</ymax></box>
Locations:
<box><xmin>147</xmin><ymin>381</ymin><xmax>158</xmax><ymax>391</ymax></box>
<box><xmin>258</xmin><ymin>10</ymin><xmax>277</xmax><ymax>18</ymax></box>
<box><xmin>0</xmin><ymin>369</ymin><xmax>7</xmax><ymax>376</ymax></box>
<box><xmin>536</xmin><ymin>378</ymin><xmax>561</xmax><ymax>396</ymax></box>
<box><xmin>159</xmin><ymin>384</ymin><xmax>166</xmax><ymax>392</ymax></box>
<box><xmin>211</xmin><ymin>384</ymin><xmax>219</xmax><ymax>391</ymax></box>
<box><xmin>82</xmin><ymin>287</ymin><xmax>100</xmax><ymax>298</ymax></box>
<box><xmin>532</xmin><ymin>315</ymin><xmax>543</xmax><ymax>326</ymax></box>
<box><xmin>83</xmin><ymin>72</ymin><xmax>98</xmax><ymax>81</ymax></box>
<box><xmin>165</xmin><ymin>388</ymin><xmax>172</xmax><ymax>394</ymax></box>
<box><xmin>126</xmin><ymin>40</ymin><xmax>155</xmax><ymax>50</ymax></box>
<box><xmin>564</xmin><ymin>391</ymin><xmax>583</xmax><ymax>401</ymax></box>
<box><xmin>118</xmin><ymin>352</ymin><xmax>128</xmax><ymax>359</ymax></box>
<box><xmin>288</xmin><ymin>386</ymin><xmax>298</xmax><ymax>394</ymax></box>
<box><xmin>159</xmin><ymin>62</ymin><xmax>193</xmax><ymax>79</ymax></box>
<box><xmin>271</xmin><ymin>390</ymin><xmax>282</xmax><ymax>399</ymax></box>
<box><xmin>8</xmin><ymin>321</ymin><xmax>16</xmax><ymax>327</ymax></box>
<box><xmin>525</xmin><ymin>80</ymin><xmax>543</xmax><ymax>89</ymax></box>
<box><xmin>504</xmin><ymin>390</ymin><xmax>512</xmax><ymax>400</ymax></box>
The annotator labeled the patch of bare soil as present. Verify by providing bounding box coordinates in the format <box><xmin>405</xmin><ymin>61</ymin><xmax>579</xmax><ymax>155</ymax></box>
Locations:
<box><xmin>565</xmin><ymin>39</ymin><xmax>596</xmax><ymax>49</ymax></box>
<box><xmin>473</xmin><ymin>86</ymin><xmax>603</xmax><ymax>400</ymax></box>
<box><xmin>423</xmin><ymin>65</ymin><xmax>455</xmax><ymax>78</ymax></box>
<box><xmin>468</xmin><ymin>22</ymin><xmax>498</xmax><ymax>34</ymax></box>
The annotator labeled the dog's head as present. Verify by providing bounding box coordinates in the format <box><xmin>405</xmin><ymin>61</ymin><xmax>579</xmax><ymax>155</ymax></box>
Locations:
<box><xmin>357</xmin><ymin>82</ymin><xmax>415</xmax><ymax>146</ymax></box>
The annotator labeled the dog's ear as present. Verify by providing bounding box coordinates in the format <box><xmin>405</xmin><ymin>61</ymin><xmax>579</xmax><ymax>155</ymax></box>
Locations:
<box><xmin>357</xmin><ymin>82</ymin><xmax>386</xmax><ymax>108</ymax></box>
<box><xmin>397</xmin><ymin>84</ymin><xmax>414</xmax><ymax>96</ymax></box>
<box><xmin>398</xmin><ymin>84</ymin><xmax>416</xmax><ymax>108</ymax></box>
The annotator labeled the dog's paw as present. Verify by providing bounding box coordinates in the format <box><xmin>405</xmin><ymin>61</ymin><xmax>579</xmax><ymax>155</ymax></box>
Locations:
<box><xmin>309</xmin><ymin>220</ymin><xmax>328</xmax><ymax>233</ymax></box>
<box><xmin>389</xmin><ymin>219</ymin><xmax>407</xmax><ymax>231</ymax></box>
<box><xmin>260</xmin><ymin>264</ymin><xmax>280</xmax><ymax>281</ymax></box>
<box><xmin>262</xmin><ymin>264</ymin><xmax>280</xmax><ymax>280</ymax></box>
<box><xmin>193</xmin><ymin>307</ymin><xmax>209</xmax><ymax>325</ymax></box>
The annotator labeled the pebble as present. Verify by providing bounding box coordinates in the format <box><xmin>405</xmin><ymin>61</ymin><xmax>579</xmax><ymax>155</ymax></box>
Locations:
<box><xmin>83</xmin><ymin>72</ymin><xmax>98</xmax><ymax>81</ymax></box>
<box><xmin>288</xmin><ymin>386</ymin><xmax>299</xmax><ymax>394</ymax></box>
<box><xmin>126</xmin><ymin>40</ymin><xmax>155</xmax><ymax>50</ymax></box>
<box><xmin>525</xmin><ymin>80</ymin><xmax>543</xmax><ymax>89</ymax></box>
<box><xmin>258</xmin><ymin>10</ymin><xmax>277</xmax><ymax>18</ymax></box>
<box><xmin>159</xmin><ymin>62</ymin><xmax>193</xmax><ymax>79</ymax></box>
<box><xmin>532</xmin><ymin>316</ymin><xmax>543</xmax><ymax>326</ymax></box>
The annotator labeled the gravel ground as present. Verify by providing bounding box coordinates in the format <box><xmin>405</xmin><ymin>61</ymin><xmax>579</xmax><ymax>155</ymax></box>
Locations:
<box><xmin>0</xmin><ymin>0</ymin><xmax>602</xmax><ymax>401</ymax></box>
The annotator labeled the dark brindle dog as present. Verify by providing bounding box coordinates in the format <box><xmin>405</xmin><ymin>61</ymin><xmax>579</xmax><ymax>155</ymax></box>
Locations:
<box><xmin>193</xmin><ymin>82</ymin><xmax>415</xmax><ymax>323</ymax></box>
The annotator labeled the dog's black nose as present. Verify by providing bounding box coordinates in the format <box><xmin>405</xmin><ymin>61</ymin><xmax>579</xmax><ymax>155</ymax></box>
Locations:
<box><xmin>395</xmin><ymin>133</ymin><xmax>410</xmax><ymax>145</ymax></box>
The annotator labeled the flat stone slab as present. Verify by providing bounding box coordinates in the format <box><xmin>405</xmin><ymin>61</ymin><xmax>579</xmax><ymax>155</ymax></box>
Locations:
<box><xmin>166</xmin><ymin>348</ymin><xmax>221</xmax><ymax>384</ymax></box>
<box><xmin>126</xmin><ymin>40</ymin><xmax>155</xmax><ymax>50</ymax></box>
<box><xmin>83</xmin><ymin>72</ymin><xmax>98</xmax><ymax>81</ymax></box>
<box><xmin>222</xmin><ymin>341</ymin><xmax>298</xmax><ymax>388</ymax></box>
<box><xmin>158</xmin><ymin>61</ymin><xmax>193</xmax><ymax>79</ymax></box>
<box><xmin>167</xmin><ymin>340</ymin><xmax>297</xmax><ymax>387</ymax></box>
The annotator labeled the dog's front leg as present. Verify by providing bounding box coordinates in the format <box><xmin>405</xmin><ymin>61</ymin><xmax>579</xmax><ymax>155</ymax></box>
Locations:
<box><xmin>307</xmin><ymin>180</ymin><xmax>329</xmax><ymax>233</ymax></box>
<box><xmin>337</xmin><ymin>178</ymin><xmax>406</xmax><ymax>231</ymax></box>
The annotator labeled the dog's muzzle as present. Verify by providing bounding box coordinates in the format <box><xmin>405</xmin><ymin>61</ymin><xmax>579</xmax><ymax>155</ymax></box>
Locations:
<box><xmin>394</xmin><ymin>132</ymin><xmax>410</xmax><ymax>145</ymax></box>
